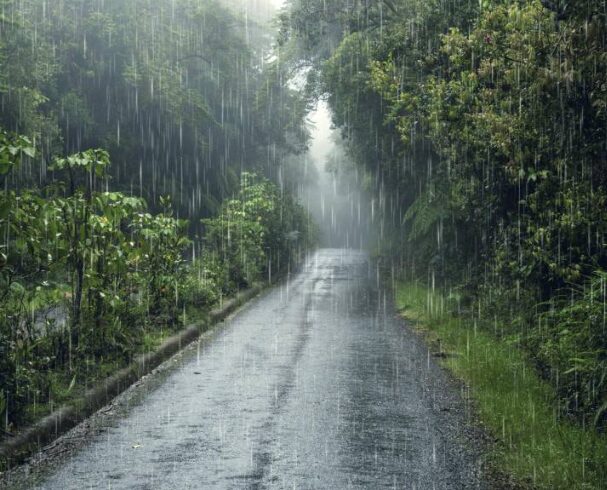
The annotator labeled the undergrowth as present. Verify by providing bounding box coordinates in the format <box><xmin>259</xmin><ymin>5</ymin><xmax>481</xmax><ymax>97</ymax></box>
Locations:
<box><xmin>396</xmin><ymin>281</ymin><xmax>607</xmax><ymax>489</ymax></box>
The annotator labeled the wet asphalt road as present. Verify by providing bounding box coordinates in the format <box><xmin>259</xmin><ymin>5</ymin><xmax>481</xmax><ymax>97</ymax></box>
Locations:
<box><xmin>19</xmin><ymin>249</ymin><xmax>485</xmax><ymax>489</ymax></box>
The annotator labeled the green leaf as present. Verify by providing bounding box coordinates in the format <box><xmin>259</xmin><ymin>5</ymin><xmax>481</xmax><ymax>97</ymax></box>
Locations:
<box><xmin>67</xmin><ymin>375</ymin><xmax>77</xmax><ymax>394</ymax></box>
<box><xmin>10</xmin><ymin>281</ymin><xmax>25</xmax><ymax>295</ymax></box>
<box><xmin>23</xmin><ymin>146</ymin><xmax>36</xmax><ymax>158</ymax></box>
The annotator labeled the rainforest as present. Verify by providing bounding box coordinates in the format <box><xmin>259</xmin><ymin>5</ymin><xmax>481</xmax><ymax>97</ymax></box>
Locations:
<box><xmin>1</xmin><ymin>0</ymin><xmax>606</xmax><ymax>488</ymax></box>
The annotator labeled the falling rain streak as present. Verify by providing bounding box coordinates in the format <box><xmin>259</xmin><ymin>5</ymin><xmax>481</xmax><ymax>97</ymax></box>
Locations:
<box><xmin>1</xmin><ymin>0</ymin><xmax>606</xmax><ymax>489</ymax></box>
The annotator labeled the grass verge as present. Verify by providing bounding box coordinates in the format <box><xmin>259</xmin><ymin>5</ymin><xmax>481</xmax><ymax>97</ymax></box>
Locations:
<box><xmin>1</xmin><ymin>285</ymin><xmax>265</xmax><ymax>470</ymax></box>
<box><xmin>395</xmin><ymin>281</ymin><xmax>607</xmax><ymax>489</ymax></box>
<box><xmin>8</xmin><ymin>300</ymin><xmax>212</xmax><ymax>434</ymax></box>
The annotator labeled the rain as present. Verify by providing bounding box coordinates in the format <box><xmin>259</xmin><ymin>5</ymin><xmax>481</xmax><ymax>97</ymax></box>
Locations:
<box><xmin>0</xmin><ymin>0</ymin><xmax>606</xmax><ymax>489</ymax></box>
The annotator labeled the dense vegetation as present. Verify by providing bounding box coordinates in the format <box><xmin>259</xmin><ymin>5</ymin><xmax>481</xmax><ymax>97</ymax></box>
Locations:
<box><xmin>0</xmin><ymin>0</ymin><xmax>314</xmax><ymax>432</ymax></box>
<box><xmin>279</xmin><ymin>0</ymin><xmax>607</xmax><ymax>432</ymax></box>
<box><xmin>2</xmin><ymin>0</ymin><xmax>606</xmax><ymax>483</ymax></box>
<box><xmin>0</xmin><ymin>0</ymin><xmax>308</xmax><ymax>219</ymax></box>
<box><xmin>0</xmin><ymin>135</ymin><xmax>312</xmax><ymax>429</ymax></box>
<box><xmin>396</xmin><ymin>282</ymin><xmax>607</xmax><ymax>487</ymax></box>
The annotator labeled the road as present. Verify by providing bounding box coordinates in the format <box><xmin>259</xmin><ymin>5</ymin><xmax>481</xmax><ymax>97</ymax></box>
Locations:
<box><xmin>9</xmin><ymin>249</ymin><xmax>486</xmax><ymax>489</ymax></box>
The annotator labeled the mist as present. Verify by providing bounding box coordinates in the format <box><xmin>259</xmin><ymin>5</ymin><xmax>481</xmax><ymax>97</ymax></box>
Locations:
<box><xmin>299</xmin><ymin>101</ymin><xmax>374</xmax><ymax>249</ymax></box>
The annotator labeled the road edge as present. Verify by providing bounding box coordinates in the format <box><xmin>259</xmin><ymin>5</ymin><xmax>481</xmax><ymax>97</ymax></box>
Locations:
<box><xmin>0</xmin><ymin>283</ymin><xmax>265</xmax><ymax>468</ymax></box>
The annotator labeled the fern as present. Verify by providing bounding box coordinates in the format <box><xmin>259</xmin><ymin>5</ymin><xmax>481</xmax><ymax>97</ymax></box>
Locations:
<box><xmin>404</xmin><ymin>187</ymin><xmax>448</xmax><ymax>241</ymax></box>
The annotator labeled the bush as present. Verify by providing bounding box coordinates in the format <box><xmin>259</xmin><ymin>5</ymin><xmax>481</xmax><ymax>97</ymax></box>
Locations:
<box><xmin>530</xmin><ymin>272</ymin><xmax>607</xmax><ymax>429</ymax></box>
<box><xmin>0</xmin><ymin>147</ymin><xmax>313</xmax><ymax>430</ymax></box>
<box><xmin>202</xmin><ymin>172</ymin><xmax>314</xmax><ymax>293</ymax></box>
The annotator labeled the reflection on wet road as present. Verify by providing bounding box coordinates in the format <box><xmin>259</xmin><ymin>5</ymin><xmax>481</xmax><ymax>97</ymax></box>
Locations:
<box><xmin>34</xmin><ymin>249</ymin><xmax>484</xmax><ymax>489</ymax></box>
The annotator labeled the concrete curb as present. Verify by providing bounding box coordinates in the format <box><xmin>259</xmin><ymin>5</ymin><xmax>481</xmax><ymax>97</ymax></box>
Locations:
<box><xmin>0</xmin><ymin>283</ymin><xmax>265</xmax><ymax>467</ymax></box>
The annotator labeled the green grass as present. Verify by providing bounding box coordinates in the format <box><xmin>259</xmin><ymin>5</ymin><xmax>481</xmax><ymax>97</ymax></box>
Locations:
<box><xmin>8</xmin><ymin>309</ymin><xmax>208</xmax><ymax>436</ymax></box>
<box><xmin>396</xmin><ymin>281</ymin><xmax>607</xmax><ymax>489</ymax></box>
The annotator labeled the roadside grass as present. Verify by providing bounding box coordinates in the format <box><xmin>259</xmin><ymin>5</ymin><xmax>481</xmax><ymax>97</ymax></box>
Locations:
<box><xmin>20</xmin><ymin>349</ymin><xmax>153</xmax><ymax>429</ymax></box>
<box><xmin>3</xmin><ymin>274</ymin><xmax>236</xmax><ymax>442</ymax></box>
<box><xmin>395</xmin><ymin>281</ymin><xmax>607</xmax><ymax>490</ymax></box>
<box><xmin>10</xmin><ymin>309</ymin><xmax>208</xmax><ymax>434</ymax></box>
<box><xmin>3</xmin><ymin>277</ymin><xmax>246</xmax><ymax>448</ymax></box>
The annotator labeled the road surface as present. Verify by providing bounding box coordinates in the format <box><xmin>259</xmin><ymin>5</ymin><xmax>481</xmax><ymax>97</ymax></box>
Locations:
<box><xmin>7</xmin><ymin>249</ymin><xmax>486</xmax><ymax>489</ymax></box>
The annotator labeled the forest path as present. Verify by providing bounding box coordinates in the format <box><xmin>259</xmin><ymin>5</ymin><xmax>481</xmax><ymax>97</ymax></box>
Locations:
<box><xmin>14</xmin><ymin>249</ymin><xmax>486</xmax><ymax>489</ymax></box>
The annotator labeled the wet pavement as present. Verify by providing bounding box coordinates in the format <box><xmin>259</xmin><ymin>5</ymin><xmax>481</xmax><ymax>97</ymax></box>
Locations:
<box><xmin>7</xmin><ymin>249</ymin><xmax>486</xmax><ymax>489</ymax></box>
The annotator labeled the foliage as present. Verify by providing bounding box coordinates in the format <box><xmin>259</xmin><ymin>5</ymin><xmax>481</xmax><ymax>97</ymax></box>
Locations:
<box><xmin>0</xmin><ymin>131</ymin><xmax>35</xmax><ymax>176</ymax></box>
<box><xmin>0</xmin><ymin>139</ymin><xmax>313</xmax><ymax>431</ymax></box>
<box><xmin>396</xmin><ymin>281</ymin><xmax>607</xmax><ymax>489</ymax></box>
<box><xmin>0</xmin><ymin>0</ymin><xmax>314</xmax><ymax>434</ymax></box>
<box><xmin>130</xmin><ymin>197</ymin><xmax>191</xmax><ymax>322</ymax></box>
<box><xmin>203</xmin><ymin>172</ymin><xmax>315</xmax><ymax>292</ymax></box>
<box><xmin>0</xmin><ymin>146</ymin><xmax>184</xmax><ymax>425</ymax></box>
<box><xmin>533</xmin><ymin>273</ymin><xmax>607</xmax><ymax>428</ymax></box>
<box><xmin>282</xmin><ymin>0</ymin><xmax>607</xmax><ymax>435</ymax></box>
<box><xmin>0</xmin><ymin>0</ymin><xmax>307</xmax><ymax>221</ymax></box>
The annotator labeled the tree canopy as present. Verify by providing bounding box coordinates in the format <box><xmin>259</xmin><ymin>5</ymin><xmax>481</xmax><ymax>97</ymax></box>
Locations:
<box><xmin>0</xmin><ymin>0</ymin><xmax>308</xmax><ymax>219</ymax></box>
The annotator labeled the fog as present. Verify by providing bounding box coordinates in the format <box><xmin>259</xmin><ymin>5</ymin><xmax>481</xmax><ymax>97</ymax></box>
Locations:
<box><xmin>299</xmin><ymin>101</ymin><xmax>375</xmax><ymax>249</ymax></box>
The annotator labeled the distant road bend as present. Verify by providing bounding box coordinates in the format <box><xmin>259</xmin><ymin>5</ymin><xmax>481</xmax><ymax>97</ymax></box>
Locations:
<box><xmin>14</xmin><ymin>249</ymin><xmax>486</xmax><ymax>489</ymax></box>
